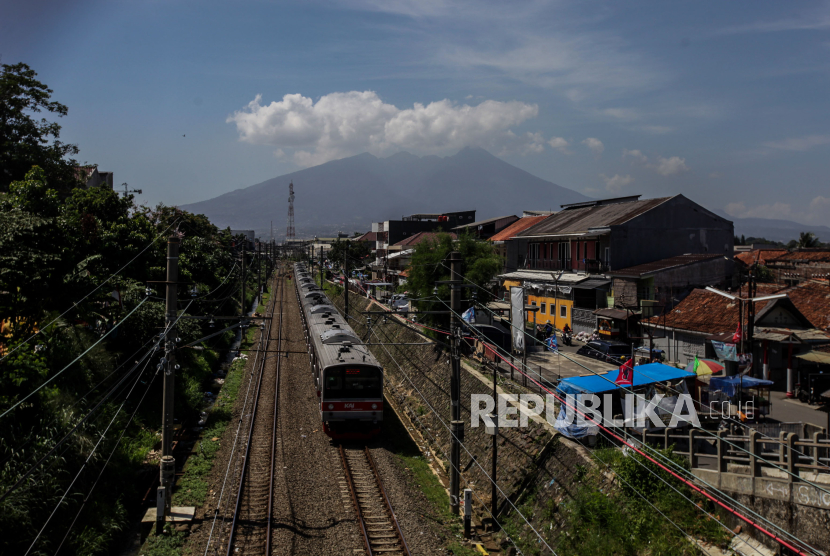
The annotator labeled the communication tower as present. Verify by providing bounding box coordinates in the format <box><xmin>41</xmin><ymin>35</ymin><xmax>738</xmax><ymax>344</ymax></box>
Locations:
<box><xmin>286</xmin><ymin>181</ymin><xmax>295</xmax><ymax>241</ymax></box>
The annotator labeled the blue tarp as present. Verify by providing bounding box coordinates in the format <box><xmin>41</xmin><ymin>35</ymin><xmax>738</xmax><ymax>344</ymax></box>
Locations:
<box><xmin>709</xmin><ymin>375</ymin><xmax>774</xmax><ymax>398</ymax></box>
<box><xmin>557</xmin><ymin>363</ymin><xmax>695</xmax><ymax>396</ymax></box>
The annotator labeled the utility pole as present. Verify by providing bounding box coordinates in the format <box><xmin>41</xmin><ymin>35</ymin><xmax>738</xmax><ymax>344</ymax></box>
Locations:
<box><xmin>157</xmin><ymin>234</ymin><xmax>179</xmax><ymax>534</ymax></box>
<box><xmin>490</xmin><ymin>360</ymin><xmax>499</xmax><ymax>526</ymax></box>
<box><xmin>240</xmin><ymin>248</ymin><xmax>246</xmax><ymax>317</ymax></box>
<box><xmin>319</xmin><ymin>245</ymin><xmax>324</xmax><ymax>288</ymax></box>
<box><xmin>448</xmin><ymin>251</ymin><xmax>463</xmax><ymax>515</ymax></box>
<box><xmin>344</xmin><ymin>247</ymin><xmax>349</xmax><ymax>319</ymax></box>
<box><xmin>256</xmin><ymin>242</ymin><xmax>262</xmax><ymax>306</ymax></box>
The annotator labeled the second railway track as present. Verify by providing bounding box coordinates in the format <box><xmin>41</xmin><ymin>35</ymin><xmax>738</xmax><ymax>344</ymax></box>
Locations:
<box><xmin>340</xmin><ymin>445</ymin><xmax>411</xmax><ymax>556</ymax></box>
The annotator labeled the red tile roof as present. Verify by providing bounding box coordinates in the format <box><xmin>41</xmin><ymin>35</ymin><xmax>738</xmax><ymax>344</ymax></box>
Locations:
<box><xmin>489</xmin><ymin>215</ymin><xmax>550</xmax><ymax>242</ymax></box>
<box><xmin>781</xmin><ymin>280</ymin><xmax>830</xmax><ymax>331</ymax></box>
<box><xmin>646</xmin><ymin>280</ymin><xmax>830</xmax><ymax>335</ymax></box>
<box><xmin>768</xmin><ymin>249</ymin><xmax>830</xmax><ymax>263</ymax></box>
<box><xmin>355</xmin><ymin>232</ymin><xmax>378</xmax><ymax>242</ymax></box>
<box><xmin>735</xmin><ymin>249</ymin><xmax>788</xmax><ymax>266</ymax></box>
<box><xmin>645</xmin><ymin>288</ymin><xmax>764</xmax><ymax>335</ymax></box>
<box><xmin>392</xmin><ymin>231</ymin><xmax>456</xmax><ymax>247</ymax></box>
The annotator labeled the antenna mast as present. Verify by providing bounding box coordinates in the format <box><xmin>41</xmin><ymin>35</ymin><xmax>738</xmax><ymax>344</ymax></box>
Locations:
<box><xmin>286</xmin><ymin>181</ymin><xmax>295</xmax><ymax>241</ymax></box>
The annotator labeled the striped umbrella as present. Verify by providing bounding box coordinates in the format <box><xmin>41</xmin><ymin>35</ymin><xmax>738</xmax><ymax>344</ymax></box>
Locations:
<box><xmin>686</xmin><ymin>356</ymin><xmax>724</xmax><ymax>376</ymax></box>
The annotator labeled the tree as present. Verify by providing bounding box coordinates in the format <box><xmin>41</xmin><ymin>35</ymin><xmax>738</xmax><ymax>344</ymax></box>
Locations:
<box><xmin>0</xmin><ymin>63</ymin><xmax>80</xmax><ymax>192</ymax></box>
<box><xmin>329</xmin><ymin>238</ymin><xmax>371</xmax><ymax>270</ymax></box>
<box><xmin>405</xmin><ymin>231</ymin><xmax>502</xmax><ymax>329</ymax></box>
<box><xmin>797</xmin><ymin>231</ymin><xmax>820</xmax><ymax>249</ymax></box>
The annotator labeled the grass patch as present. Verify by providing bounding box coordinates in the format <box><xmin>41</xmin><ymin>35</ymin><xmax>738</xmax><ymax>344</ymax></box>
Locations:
<box><xmin>171</xmin><ymin>355</ymin><xmax>247</xmax><ymax>507</ymax></box>
<box><xmin>141</xmin><ymin>526</ymin><xmax>185</xmax><ymax>556</ymax></box>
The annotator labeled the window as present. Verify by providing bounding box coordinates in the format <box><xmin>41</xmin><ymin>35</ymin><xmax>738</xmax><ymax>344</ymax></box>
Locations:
<box><xmin>558</xmin><ymin>242</ymin><xmax>571</xmax><ymax>265</ymax></box>
<box><xmin>560</xmin><ymin>304</ymin><xmax>567</xmax><ymax>318</ymax></box>
<box><xmin>540</xmin><ymin>303</ymin><xmax>546</xmax><ymax>314</ymax></box>
<box><xmin>604</xmin><ymin>247</ymin><xmax>610</xmax><ymax>265</ymax></box>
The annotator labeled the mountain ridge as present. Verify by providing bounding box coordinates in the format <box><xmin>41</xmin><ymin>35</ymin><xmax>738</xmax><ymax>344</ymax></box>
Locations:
<box><xmin>179</xmin><ymin>147</ymin><xmax>591</xmax><ymax>237</ymax></box>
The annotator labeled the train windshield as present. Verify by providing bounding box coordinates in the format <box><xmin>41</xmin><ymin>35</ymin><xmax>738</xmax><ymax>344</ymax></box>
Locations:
<box><xmin>324</xmin><ymin>366</ymin><xmax>382</xmax><ymax>399</ymax></box>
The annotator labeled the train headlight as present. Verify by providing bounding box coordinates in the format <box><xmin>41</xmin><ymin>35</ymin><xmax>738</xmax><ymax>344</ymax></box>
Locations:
<box><xmin>328</xmin><ymin>403</ymin><xmax>334</xmax><ymax>410</ymax></box>
<box><xmin>371</xmin><ymin>403</ymin><xmax>377</xmax><ymax>410</ymax></box>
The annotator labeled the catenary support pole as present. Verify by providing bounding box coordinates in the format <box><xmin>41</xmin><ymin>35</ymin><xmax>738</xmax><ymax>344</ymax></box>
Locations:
<box><xmin>491</xmin><ymin>361</ymin><xmax>499</xmax><ymax>526</ymax></box>
<box><xmin>240</xmin><ymin>248</ymin><xmax>246</xmax><ymax>317</ymax></box>
<box><xmin>344</xmin><ymin>246</ymin><xmax>349</xmax><ymax>319</ymax></box>
<box><xmin>157</xmin><ymin>234</ymin><xmax>179</xmax><ymax>534</ymax></box>
<box><xmin>448</xmin><ymin>250</ymin><xmax>463</xmax><ymax>515</ymax></box>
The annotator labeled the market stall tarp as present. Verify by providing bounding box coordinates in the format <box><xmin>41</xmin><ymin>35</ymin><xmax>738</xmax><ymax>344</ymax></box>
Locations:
<box><xmin>709</xmin><ymin>375</ymin><xmax>774</xmax><ymax>397</ymax></box>
<box><xmin>557</xmin><ymin>363</ymin><xmax>695</xmax><ymax>396</ymax></box>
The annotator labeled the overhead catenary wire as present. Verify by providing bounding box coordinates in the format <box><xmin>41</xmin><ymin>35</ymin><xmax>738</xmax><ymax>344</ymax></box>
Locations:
<box><xmin>434</xmin><ymin>295</ymin><xmax>821</xmax><ymax>553</ymax></box>
<box><xmin>367</xmin><ymin>321</ymin><xmax>559</xmax><ymax>554</ymax></box>
<box><xmin>441</xmin><ymin>306</ymin><xmax>820</xmax><ymax>556</ymax></box>
<box><xmin>23</xmin><ymin>337</ymin><xmax>159</xmax><ymax>556</ymax></box>
<box><xmin>0</xmin><ymin>297</ymin><xmax>150</xmax><ymax>421</ymax></box>
<box><xmin>0</xmin><ymin>217</ymin><xmax>181</xmax><ymax>364</ymax></box>
<box><xmin>51</xmin><ymin>360</ymin><xmax>163</xmax><ymax>556</ymax></box>
<box><xmin>0</xmin><ymin>300</ymin><xmax>193</xmax><ymax>503</ymax></box>
<box><xmin>440</xmin><ymin>278</ymin><xmax>830</xmax><ymax>483</ymax></box>
<box><xmin>441</xmin><ymin>261</ymin><xmax>830</xmax><ymax>472</ymax></box>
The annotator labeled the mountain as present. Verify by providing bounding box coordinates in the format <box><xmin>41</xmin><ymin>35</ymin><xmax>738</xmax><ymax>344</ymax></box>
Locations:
<box><xmin>179</xmin><ymin>147</ymin><xmax>590</xmax><ymax>238</ymax></box>
<box><xmin>713</xmin><ymin>212</ymin><xmax>830</xmax><ymax>244</ymax></box>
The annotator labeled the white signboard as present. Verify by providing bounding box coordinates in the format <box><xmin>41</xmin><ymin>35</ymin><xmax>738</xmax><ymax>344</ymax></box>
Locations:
<box><xmin>511</xmin><ymin>286</ymin><xmax>525</xmax><ymax>351</ymax></box>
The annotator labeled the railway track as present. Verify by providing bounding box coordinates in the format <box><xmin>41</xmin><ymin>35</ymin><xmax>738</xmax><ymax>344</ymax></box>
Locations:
<box><xmin>339</xmin><ymin>445</ymin><xmax>411</xmax><ymax>556</ymax></box>
<box><xmin>224</xmin><ymin>267</ymin><xmax>285</xmax><ymax>555</ymax></box>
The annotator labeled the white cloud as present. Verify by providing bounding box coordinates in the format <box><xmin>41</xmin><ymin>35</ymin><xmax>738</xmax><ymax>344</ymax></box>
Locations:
<box><xmin>582</xmin><ymin>137</ymin><xmax>604</xmax><ymax>156</ymax></box>
<box><xmin>651</xmin><ymin>155</ymin><xmax>689</xmax><ymax>176</ymax></box>
<box><xmin>600</xmin><ymin>107</ymin><xmax>639</xmax><ymax>121</ymax></box>
<box><xmin>600</xmin><ymin>173</ymin><xmax>634</xmax><ymax>192</ymax></box>
<box><xmin>622</xmin><ymin>148</ymin><xmax>648</xmax><ymax>163</ymax></box>
<box><xmin>548</xmin><ymin>136</ymin><xmax>571</xmax><ymax>154</ymax></box>
<box><xmin>228</xmin><ymin>91</ymin><xmax>539</xmax><ymax>167</ymax></box>
<box><xmin>763</xmin><ymin>134</ymin><xmax>830</xmax><ymax>152</ymax></box>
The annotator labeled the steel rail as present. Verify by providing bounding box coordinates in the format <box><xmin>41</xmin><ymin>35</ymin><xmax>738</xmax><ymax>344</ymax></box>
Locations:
<box><xmin>224</xmin><ymin>271</ymin><xmax>280</xmax><ymax>556</ymax></box>
<box><xmin>364</xmin><ymin>447</ymin><xmax>412</xmax><ymax>556</ymax></box>
<box><xmin>265</xmin><ymin>266</ymin><xmax>285</xmax><ymax>555</ymax></box>
<box><xmin>339</xmin><ymin>445</ymin><xmax>373</xmax><ymax>556</ymax></box>
<box><xmin>340</xmin><ymin>444</ymin><xmax>411</xmax><ymax>556</ymax></box>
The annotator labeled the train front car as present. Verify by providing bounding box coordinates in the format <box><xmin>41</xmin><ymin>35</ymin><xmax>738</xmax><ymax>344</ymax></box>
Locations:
<box><xmin>293</xmin><ymin>263</ymin><xmax>383</xmax><ymax>440</ymax></box>
<box><xmin>318</xmin><ymin>340</ymin><xmax>383</xmax><ymax>439</ymax></box>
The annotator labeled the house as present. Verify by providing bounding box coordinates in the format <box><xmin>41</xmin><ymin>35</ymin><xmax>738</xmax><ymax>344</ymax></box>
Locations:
<box><xmin>734</xmin><ymin>248</ymin><xmax>788</xmax><ymax>267</ymax></box>
<box><xmin>488</xmin><ymin>214</ymin><xmax>552</xmax><ymax>273</ymax></box>
<box><xmin>607</xmin><ymin>253</ymin><xmax>732</xmax><ymax>315</ymax></box>
<box><xmin>765</xmin><ymin>249</ymin><xmax>830</xmax><ymax>285</ymax></box>
<box><xmin>371</xmin><ymin>210</ymin><xmax>475</xmax><ymax>259</ymax></box>
<box><xmin>452</xmin><ymin>215</ymin><xmax>518</xmax><ymax>240</ymax></box>
<box><xmin>643</xmin><ymin>285</ymin><xmax>830</xmax><ymax>388</ymax></box>
<box><xmin>383</xmin><ymin>232</ymin><xmax>458</xmax><ymax>282</ymax></box>
<box><xmin>371</xmin><ymin>211</ymin><xmax>474</xmax><ymax>278</ymax></box>
<box><xmin>75</xmin><ymin>166</ymin><xmax>114</xmax><ymax>190</ymax></box>
<box><xmin>496</xmin><ymin>194</ymin><xmax>734</xmax><ymax>335</ymax></box>
<box><xmin>513</xmin><ymin>194</ymin><xmax>734</xmax><ymax>273</ymax></box>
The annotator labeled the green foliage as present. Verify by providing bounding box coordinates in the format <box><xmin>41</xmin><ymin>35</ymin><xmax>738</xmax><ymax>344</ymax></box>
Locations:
<box><xmin>141</xmin><ymin>526</ymin><xmax>185</xmax><ymax>556</ymax></box>
<box><xmin>797</xmin><ymin>231</ymin><xmax>821</xmax><ymax>248</ymax></box>
<box><xmin>329</xmin><ymin>237</ymin><xmax>371</xmax><ymax>268</ymax></box>
<box><xmin>405</xmin><ymin>230</ymin><xmax>501</xmax><ymax>329</ymax></box>
<box><xmin>0</xmin><ymin>63</ymin><xmax>81</xmax><ymax>192</ymax></box>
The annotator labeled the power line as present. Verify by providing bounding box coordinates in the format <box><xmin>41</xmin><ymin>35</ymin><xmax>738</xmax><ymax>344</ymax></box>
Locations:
<box><xmin>0</xmin><ymin>297</ymin><xmax>150</xmax><ymax>421</ymax></box>
<box><xmin>1</xmin><ymin>218</ymin><xmax>181</xmax><ymax>364</ymax></box>
<box><xmin>24</xmin><ymin>342</ymin><xmax>158</xmax><ymax>555</ymax></box>
<box><xmin>52</xmin><ymin>360</ymin><xmax>162</xmax><ymax>556</ymax></box>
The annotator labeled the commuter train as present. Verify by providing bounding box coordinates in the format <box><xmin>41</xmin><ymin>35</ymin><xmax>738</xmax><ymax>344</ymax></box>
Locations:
<box><xmin>294</xmin><ymin>263</ymin><xmax>383</xmax><ymax>439</ymax></box>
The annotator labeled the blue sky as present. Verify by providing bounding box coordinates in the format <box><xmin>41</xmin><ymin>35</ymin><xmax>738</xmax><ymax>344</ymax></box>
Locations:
<box><xmin>2</xmin><ymin>0</ymin><xmax>829</xmax><ymax>225</ymax></box>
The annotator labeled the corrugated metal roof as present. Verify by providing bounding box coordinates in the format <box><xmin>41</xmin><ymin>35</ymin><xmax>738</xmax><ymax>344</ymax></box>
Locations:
<box><xmin>608</xmin><ymin>254</ymin><xmax>723</xmax><ymax>277</ymax></box>
<box><xmin>518</xmin><ymin>196</ymin><xmax>673</xmax><ymax>237</ymax></box>
<box><xmin>498</xmin><ymin>270</ymin><xmax>589</xmax><ymax>284</ymax></box>
<box><xmin>489</xmin><ymin>215</ymin><xmax>551</xmax><ymax>242</ymax></box>
<box><xmin>453</xmin><ymin>214</ymin><xmax>518</xmax><ymax>230</ymax></box>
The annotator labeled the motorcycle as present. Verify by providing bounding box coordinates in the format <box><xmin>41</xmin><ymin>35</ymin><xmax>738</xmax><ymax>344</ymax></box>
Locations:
<box><xmin>562</xmin><ymin>331</ymin><xmax>573</xmax><ymax>347</ymax></box>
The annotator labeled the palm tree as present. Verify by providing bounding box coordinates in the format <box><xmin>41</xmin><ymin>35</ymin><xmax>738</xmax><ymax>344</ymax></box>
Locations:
<box><xmin>797</xmin><ymin>231</ymin><xmax>820</xmax><ymax>249</ymax></box>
